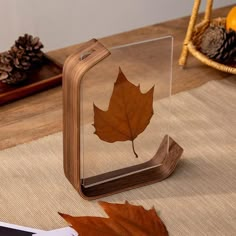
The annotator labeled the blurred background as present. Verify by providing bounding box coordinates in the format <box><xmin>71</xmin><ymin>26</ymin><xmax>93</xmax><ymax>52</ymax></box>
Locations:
<box><xmin>0</xmin><ymin>0</ymin><xmax>235</xmax><ymax>51</ymax></box>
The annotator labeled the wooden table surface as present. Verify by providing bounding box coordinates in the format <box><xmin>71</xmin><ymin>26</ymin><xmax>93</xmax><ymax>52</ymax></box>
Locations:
<box><xmin>0</xmin><ymin>5</ymin><xmax>235</xmax><ymax>151</ymax></box>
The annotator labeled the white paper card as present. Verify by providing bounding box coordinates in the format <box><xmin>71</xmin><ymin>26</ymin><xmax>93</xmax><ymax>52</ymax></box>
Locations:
<box><xmin>35</xmin><ymin>227</ymin><xmax>78</xmax><ymax>236</ymax></box>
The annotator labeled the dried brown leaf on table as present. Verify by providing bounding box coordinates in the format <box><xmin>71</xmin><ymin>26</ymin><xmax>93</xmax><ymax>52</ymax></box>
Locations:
<box><xmin>59</xmin><ymin>201</ymin><xmax>168</xmax><ymax>236</ymax></box>
<box><xmin>93</xmin><ymin>67</ymin><xmax>154</xmax><ymax>158</ymax></box>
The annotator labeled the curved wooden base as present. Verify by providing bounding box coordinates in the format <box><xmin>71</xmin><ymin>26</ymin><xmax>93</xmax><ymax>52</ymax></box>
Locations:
<box><xmin>63</xmin><ymin>39</ymin><xmax>183</xmax><ymax>200</ymax></box>
<box><xmin>81</xmin><ymin>135</ymin><xmax>183</xmax><ymax>199</ymax></box>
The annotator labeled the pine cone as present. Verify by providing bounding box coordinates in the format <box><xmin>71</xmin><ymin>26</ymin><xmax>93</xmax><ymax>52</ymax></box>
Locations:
<box><xmin>0</xmin><ymin>34</ymin><xmax>44</xmax><ymax>85</ymax></box>
<box><xmin>0</xmin><ymin>70</ymin><xmax>27</xmax><ymax>85</ymax></box>
<box><xmin>0</xmin><ymin>52</ymin><xmax>13</xmax><ymax>82</ymax></box>
<box><xmin>0</xmin><ymin>52</ymin><xmax>13</xmax><ymax>73</ymax></box>
<box><xmin>0</xmin><ymin>52</ymin><xmax>26</xmax><ymax>85</ymax></box>
<box><xmin>200</xmin><ymin>26</ymin><xmax>236</xmax><ymax>62</ymax></box>
<box><xmin>224</xmin><ymin>29</ymin><xmax>236</xmax><ymax>61</ymax></box>
<box><xmin>10</xmin><ymin>33</ymin><xmax>44</xmax><ymax>70</ymax></box>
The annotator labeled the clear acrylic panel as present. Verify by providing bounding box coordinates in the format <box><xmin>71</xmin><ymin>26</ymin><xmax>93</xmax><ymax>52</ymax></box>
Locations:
<box><xmin>80</xmin><ymin>36</ymin><xmax>173</xmax><ymax>187</ymax></box>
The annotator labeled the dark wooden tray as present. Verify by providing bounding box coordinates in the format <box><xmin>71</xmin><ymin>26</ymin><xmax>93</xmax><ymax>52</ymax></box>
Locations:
<box><xmin>0</xmin><ymin>55</ymin><xmax>62</xmax><ymax>106</ymax></box>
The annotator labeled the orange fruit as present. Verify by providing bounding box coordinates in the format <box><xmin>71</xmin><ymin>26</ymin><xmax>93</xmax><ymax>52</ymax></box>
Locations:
<box><xmin>226</xmin><ymin>6</ymin><xmax>236</xmax><ymax>31</ymax></box>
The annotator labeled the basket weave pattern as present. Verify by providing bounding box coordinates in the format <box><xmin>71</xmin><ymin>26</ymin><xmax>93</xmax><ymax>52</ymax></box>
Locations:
<box><xmin>179</xmin><ymin>0</ymin><xmax>236</xmax><ymax>74</ymax></box>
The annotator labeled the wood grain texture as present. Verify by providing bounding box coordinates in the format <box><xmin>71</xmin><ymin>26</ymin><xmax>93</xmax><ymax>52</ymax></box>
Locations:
<box><xmin>63</xmin><ymin>39</ymin><xmax>110</xmax><ymax>194</ymax></box>
<box><xmin>0</xmin><ymin>5</ymin><xmax>235</xmax><ymax>151</ymax></box>
<box><xmin>81</xmin><ymin>136</ymin><xmax>183</xmax><ymax>199</ymax></box>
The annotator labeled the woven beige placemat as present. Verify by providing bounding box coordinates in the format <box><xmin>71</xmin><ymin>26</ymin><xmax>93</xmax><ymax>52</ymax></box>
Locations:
<box><xmin>0</xmin><ymin>79</ymin><xmax>235</xmax><ymax>235</ymax></box>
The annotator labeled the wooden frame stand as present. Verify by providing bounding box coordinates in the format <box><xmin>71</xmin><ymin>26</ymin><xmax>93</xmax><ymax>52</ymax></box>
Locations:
<box><xmin>63</xmin><ymin>39</ymin><xmax>183</xmax><ymax>200</ymax></box>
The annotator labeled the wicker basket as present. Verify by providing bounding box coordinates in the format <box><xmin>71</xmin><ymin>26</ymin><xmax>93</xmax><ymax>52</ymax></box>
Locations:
<box><xmin>179</xmin><ymin>0</ymin><xmax>236</xmax><ymax>74</ymax></box>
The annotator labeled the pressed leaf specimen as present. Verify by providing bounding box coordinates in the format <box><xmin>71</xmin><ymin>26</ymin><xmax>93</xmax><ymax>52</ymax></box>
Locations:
<box><xmin>59</xmin><ymin>201</ymin><xmax>168</xmax><ymax>236</ymax></box>
<box><xmin>93</xmin><ymin>68</ymin><xmax>154</xmax><ymax>157</ymax></box>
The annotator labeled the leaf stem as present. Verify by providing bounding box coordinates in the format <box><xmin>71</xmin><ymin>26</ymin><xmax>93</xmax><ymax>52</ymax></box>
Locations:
<box><xmin>131</xmin><ymin>140</ymin><xmax>138</xmax><ymax>158</ymax></box>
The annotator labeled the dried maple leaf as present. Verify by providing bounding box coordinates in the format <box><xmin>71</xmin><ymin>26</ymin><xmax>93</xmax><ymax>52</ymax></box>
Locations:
<box><xmin>59</xmin><ymin>201</ymin><xmax>168</xmax><ymax>236</ymax></box>
<box><xmin>93</xmin><ymin>68</ymin><xmax>154</xmax><ymax>157</ymax></box>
